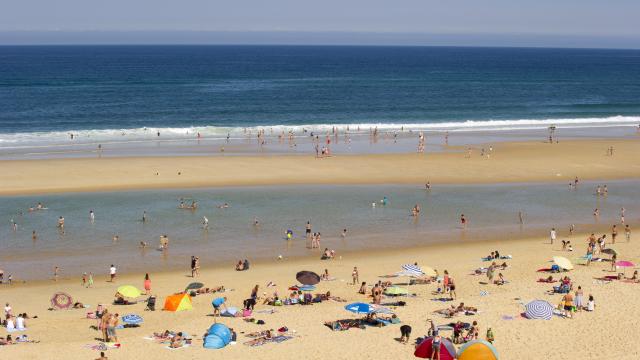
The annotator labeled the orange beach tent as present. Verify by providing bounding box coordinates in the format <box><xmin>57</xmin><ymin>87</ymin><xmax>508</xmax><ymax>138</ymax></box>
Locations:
<box><xmin>163</xmin><ymin>293</ymin><xmax>193</xmax><ymax>312</ymax></box>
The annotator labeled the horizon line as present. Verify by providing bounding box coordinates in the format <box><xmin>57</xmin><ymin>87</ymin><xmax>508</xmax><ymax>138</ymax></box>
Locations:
<box><xmin>1</xmin><ymin>30</ymin><xmax>639</xmax><ymax>49</ymax></box>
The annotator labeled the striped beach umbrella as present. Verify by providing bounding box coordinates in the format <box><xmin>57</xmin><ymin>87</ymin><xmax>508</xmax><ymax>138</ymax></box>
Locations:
<box><xmin>402</xmin><ymin>264</ymin><xmax>424</xmax><ymax>277</ymax></box>
<box><xmin>122</xmin><ymin>314</ymin><xmax>143</xmax><ymax>324</ymax></box>
<box><xmin>524</xmin><ymin>300</ymin><xmax>554</xmax><ymax>320</ymax></box>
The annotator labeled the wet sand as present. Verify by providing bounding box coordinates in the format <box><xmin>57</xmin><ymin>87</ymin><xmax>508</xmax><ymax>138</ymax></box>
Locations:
<box><xmin>1</xmin><ymin>138</ymin><xmax>639</xmax><ymax>195</ymax></box>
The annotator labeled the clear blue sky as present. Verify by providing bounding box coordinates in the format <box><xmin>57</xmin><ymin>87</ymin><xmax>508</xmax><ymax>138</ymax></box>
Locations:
<box><xmin>2</xmin><ymin>0</ymin><xmax>640</xmax><ymax>46</ymax></box>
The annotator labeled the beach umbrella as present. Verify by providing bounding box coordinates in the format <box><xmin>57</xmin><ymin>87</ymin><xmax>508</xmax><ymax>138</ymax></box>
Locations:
<box><xmin>371</xmin><ymin>305</ymin><xmax>394</xmax><ymax>314</ymax></box>
<box><xmin>402</xmin><ymin>264</ymin><xmax>424</xmax><ymax>277</ymax></box>
<box><xmin>116</xmin><ymin>285</ymin><xmax>142</xmax><ymax>298</ymax></box>
<box><xmin>414</xmin><ymin>336</ymin><xmax>457</xmax><ymax>359</ymax></box>
<box><xmin>384</xmin><ymin>286</ymin><xmax>409</xmax><ymax>296</ymax></box>
<box><xmin>296</xmin><ymin>271</ymin><xmax>320</xmax><ymax>285</ymax></box>
<box><xmin>524</xmin><ymin>300</ymin><xmax>554</xmax><ymax>320</ymax></box>
<box><xmin>186</xmin><ymin>282</ymin><xmax>204</xmax><ymax>291</ymax></box>
<box><xmin>421</xmin><ymin>266</ymin><xmax>437</xmax><ymax>278</ymax></box>
<box><xmin>615</xmin><ymin>260</ymin><xmax>634</xmax><ymax>268</ymax></box>
<box><xmin>615</xmin><ymin>260</ymin><xmax>635</xmax><ymax>274</ymax></box>
<box><xmin>552</xmin><ymin>256</ymin><xmax>573</xmax><ymax>271</ymax></box>
<box><xmin>344</xmin><ymin>302</ymin><xmax>375</xmax><ymax>314</ymax></box>
<box><xmin>122</xmin><ymin>314</ymin><xmax>143</xmax><ymax>325</ymax></box>
<box><xmin>51</xmin><ymin>292</ymin><xmax>73</xmax><ymax>310</ymax></box>
<box><xmin>601</xmin><ymin>248</ymin><xmax>618</xmax><ymax>256</ymax></box>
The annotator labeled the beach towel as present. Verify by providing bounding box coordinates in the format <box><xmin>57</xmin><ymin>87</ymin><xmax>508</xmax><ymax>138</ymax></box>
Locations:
<box><xmin>165</xmin><ymin>344</ymin><xmax>191</xmax><ymax>350</ymax></box>
<box><xmin>84</xmin><ymin>342</ymin><xmax>121</xmax><ymax>351</ymax></box>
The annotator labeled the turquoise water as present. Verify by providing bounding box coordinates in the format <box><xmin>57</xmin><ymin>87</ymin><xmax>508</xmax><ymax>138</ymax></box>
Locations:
<box><xmin>1</xmin><ymin>181</ymin><xmax>637</xmax><ymax>280</ymax></box>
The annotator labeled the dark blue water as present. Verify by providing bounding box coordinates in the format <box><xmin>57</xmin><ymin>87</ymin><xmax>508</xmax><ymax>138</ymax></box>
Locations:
<box><xmin>1</xmin><ymin>45</ymin><xmax>640</xmax><ymax>135</ymax></box>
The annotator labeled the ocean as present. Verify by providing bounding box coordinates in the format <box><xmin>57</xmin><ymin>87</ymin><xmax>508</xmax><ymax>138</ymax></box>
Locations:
<box><xmin>1</xmin><ymin>45</ymin><xmax>640</xmax><ymax>149</ymax></box>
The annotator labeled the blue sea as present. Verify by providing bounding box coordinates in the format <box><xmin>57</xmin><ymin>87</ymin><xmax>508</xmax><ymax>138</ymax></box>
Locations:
<box><xmin>1</xmin><ymin>45</ymin><xmax>640</xmax><ymax>147</ymax></box>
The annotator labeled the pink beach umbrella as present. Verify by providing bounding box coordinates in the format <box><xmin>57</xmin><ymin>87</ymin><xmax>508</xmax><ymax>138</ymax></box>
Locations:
<box><xmin>615</xmin><ymin>260</ymin><xmax>635</xmax><ymax>268</ymax></box>
<box><xmin>615</xmin><ymin>261</ymin><xmax>635</xmax><ymax>275</ymax></box>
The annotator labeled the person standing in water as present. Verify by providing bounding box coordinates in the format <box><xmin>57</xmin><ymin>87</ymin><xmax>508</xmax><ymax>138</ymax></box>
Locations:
<box><xmin>202</xmin><ymin>216</ymin><xmax>209</xmax><ymax>229</ymax></box>
<box><xmin>460</xmin><ymin>214</ymin><xmax>467</xmax><ymax>229</ymax></box>
<box><xmin>89</xmin><ymin>210</ymin><xmax>95</xmax><ymax>223</ymax></box>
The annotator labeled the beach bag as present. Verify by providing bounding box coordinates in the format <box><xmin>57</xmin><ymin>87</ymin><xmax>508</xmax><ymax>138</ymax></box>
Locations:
<box><xmin>242</xmin><ymin>309</ymin><xmax>252</xmax><ymax>317</ymax></box>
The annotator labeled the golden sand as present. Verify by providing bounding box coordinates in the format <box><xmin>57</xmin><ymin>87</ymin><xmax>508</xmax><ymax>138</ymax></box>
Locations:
<box><xmin>1</xmin><ymin>139</ymin><xmax>639</xmax><ymax>195</ymax></box>
<box><xmin>0</xmin><ymin>229</ymin><xmax>639</xmax><ymax>359</ymax></box>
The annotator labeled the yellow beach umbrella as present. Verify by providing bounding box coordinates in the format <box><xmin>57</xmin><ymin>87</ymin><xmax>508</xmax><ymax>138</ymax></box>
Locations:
<box><xmin>116</xmin><ymin>285</ymin><xmax>142</xmax><ymax>298</ymax></box>
<box><xmin>422</xmin><ymin>266</ymin><xmax>437</xmax><ymax>278</ymax></box>
<box><xmin>553</xmin><ymin>256</ymin><xmax>574</xmax><ymax>270</ymax></box>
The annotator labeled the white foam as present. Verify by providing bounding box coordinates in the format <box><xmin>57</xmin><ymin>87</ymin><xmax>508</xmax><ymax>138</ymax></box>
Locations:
<box><xmin>0</xmin><ymin>115</ymin><xmax>638</xmax><ymax>149</ymax></box>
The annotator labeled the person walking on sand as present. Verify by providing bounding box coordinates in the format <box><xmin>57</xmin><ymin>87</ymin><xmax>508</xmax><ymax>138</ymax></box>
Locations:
<box><xmin>448</xmin><ymin>277</ymin><xmax>457</xmax><ymax>300</ymax></box>
<box><xmin>109</xmin><ymin>265</ymin><xmax>117</xmax><ymax>282</ymax></box>
<box><xmin>352</xmin><ymin>267</ymin><xmax>359</xmax><ymax>285</ymax></box>
<box><xmin>88</xmin><ymin>272</ymin><xmax>94</xmax><ymax>288</ymax></box>
<box><xmin>550</xmin><ymin>228</ymin><xmax>556</xmax><ymax>244</ymax></box>
<box><xmin>191</xmin><ymin>256</ymin><xmax>197</xmax><ymax>277</ymax></box>
<box><xmin>53</xmin><ymin>266</ymin><xmax>60</xmax><ymax>282</ymax></box>
<box><xmin>620</xmin><ymin>207</ymin><xmax>625</xmax><ymax>224</ymax></box>
<box><xmin>625</xmin><ymin>225</ymin><xmax>631</xmax><ymax>242</ymax></box>
<box><xmin>107</xmin><ymin>313</ymin><xmax>119</xmax><ymax>342</ymax></box>
<box><xmin>144</xmin><ymin>273</ymin><xmax>151</xmax><ymax>295</ymax></box>
<box><xmin>612</xmin><ymin>225</ymin><xmax>618</xmax><ymax>244</ymax></box>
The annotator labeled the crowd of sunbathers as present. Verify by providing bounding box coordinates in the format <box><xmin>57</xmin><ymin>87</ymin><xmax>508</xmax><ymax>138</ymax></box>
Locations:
<box><xmin>262</xmin><ymin>290</ymin><xmax>346</xmax><ymax>306</ymax></box>
<box><xmin>151</xmin><ymin>330</ymin><xmax>193</xmax><ymax>348</ymax></box>
<box><xmin>434</xmin><ymin>302</ymin><xmax>478</xmax><ymax>318</ymax></box>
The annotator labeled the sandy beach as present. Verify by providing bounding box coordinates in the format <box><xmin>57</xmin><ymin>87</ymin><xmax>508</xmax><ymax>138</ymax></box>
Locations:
<box><xmin>1</xmin><ymin>137</ymin><xmax>639</xmax><ymax>359</ymax></box>
<box><xmin>0</xmin><ymin>227</ymin><xmax>639</xmax><ymax>359</ymax></box>
<box><xmin>1</xmin><ymin>138</ymin><xmax>639</xmax><ymax>195</ymax></box>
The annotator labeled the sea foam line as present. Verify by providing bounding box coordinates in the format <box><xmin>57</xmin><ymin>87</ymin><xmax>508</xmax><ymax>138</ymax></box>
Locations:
<box><xmin>0</xmin><ymin>115</ymin><xmax>638</xmax><ymax>147</ymax></box>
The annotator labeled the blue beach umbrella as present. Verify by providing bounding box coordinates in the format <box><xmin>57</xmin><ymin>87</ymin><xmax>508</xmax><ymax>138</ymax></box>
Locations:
<box><xmin>122</xmin><ymin>314</ymin><xmax>143</xmax><ymax>324</ymax></box>
<box><xmin>524</xmin><ymin>300</ymin><xmax>554</xmax><ymax>320</ymax></box>
<box><xmin>345</xmin><ymin>302</ymin><xmax>374</xmax><ymax>314</ymax></box>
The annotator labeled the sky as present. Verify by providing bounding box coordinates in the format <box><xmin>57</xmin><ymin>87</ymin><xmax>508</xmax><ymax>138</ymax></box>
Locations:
<box><xmin>1</xmin><ymin>0</ymin><xmax>640</xmax><ymax>47</ymax></box>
